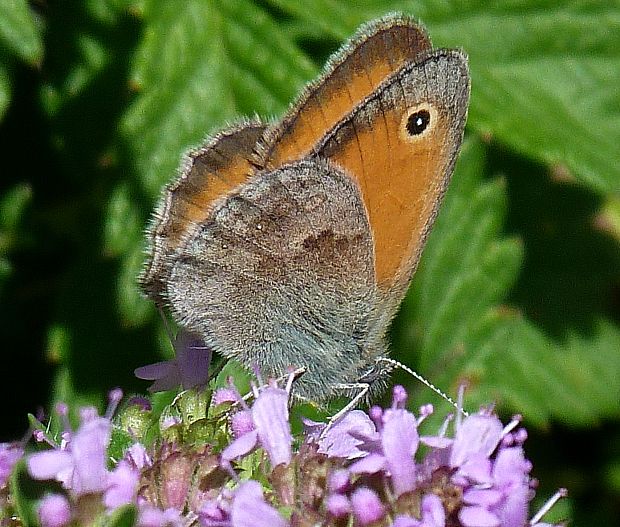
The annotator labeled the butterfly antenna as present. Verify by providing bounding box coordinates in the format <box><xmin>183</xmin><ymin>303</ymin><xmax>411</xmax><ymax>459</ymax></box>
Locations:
<box><xmin>378</xmin><ymin>357</ymin><xmax>468</xmax><ymax>417</ymax></box>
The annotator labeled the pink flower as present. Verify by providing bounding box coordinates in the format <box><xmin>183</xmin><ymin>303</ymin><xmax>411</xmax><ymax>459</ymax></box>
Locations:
<box><xmin>38</xmin><ymin>494</ymin><xmax>71</xmax><ymax>527</ymax></box>
<box><xmin>0</xmin><ymin>442</ymin><xmax>24</xmax><ymax>486</ymax></box>
<box><xmin>28</xmin><ymin>415</ymin><xmax>110</xmax><ymax>495</ymax></box>
<box><xmin>230</xmin><ymin>481</ymin><xmax>288</xmax><ymax>527</ymax></box>
<box><xmin>350</xmin><ymin>487</ymin><xmax>385</xmax><ymax>526</ymax></box>
<box><xmin>317</xmin><ymin>410</ymin><xmax>376</xmax><ymax>459</ymax></box>
<box><xmin>222</xmin><ymin>384</ymin><xmax>292</xmax><ymax>468</ymax></box>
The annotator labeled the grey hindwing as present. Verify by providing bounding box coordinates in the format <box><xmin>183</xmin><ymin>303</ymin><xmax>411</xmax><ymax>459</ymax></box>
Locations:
<box><xmin>167</xmin><ymin>159</ymin><xmax>381</xmax><ymax>399</ymax></box>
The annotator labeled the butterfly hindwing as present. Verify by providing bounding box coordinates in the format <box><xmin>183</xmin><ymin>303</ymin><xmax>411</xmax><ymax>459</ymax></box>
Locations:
<box><xmin>167</xmin><ymin>159</ymin><xmax>382</xmax><ymax>397</ymax></box>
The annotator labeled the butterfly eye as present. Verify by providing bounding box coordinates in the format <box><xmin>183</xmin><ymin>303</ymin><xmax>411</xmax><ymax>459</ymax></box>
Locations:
<box><xmin>405</xmin><ymin>109</ymin><xmax>431</xmax><ymax>136</ymax></box>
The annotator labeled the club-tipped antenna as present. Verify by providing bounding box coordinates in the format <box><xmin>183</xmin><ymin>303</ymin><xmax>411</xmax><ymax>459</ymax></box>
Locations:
<box><xmin>378</xmin><ymin>357</ymin><xmax>468</xmax><ymax>417</ymax></box>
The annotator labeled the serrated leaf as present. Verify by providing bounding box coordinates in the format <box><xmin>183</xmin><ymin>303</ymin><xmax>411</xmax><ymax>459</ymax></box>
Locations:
<box><xmin>267</xmin><ymin>0</ymin><xmax>620</xmax><ymax>192</ymax></box>
<box><xmin>471</xmin><ymin>57</ymin><xmax>619</xmax><ymax>192</ymax></box>
<box><xmin>121</xmin><ymin>0</ymin><xmax>316</xmax><ymax>197</ymax></box>
<box><xmin>556</xmin><ymin>320</ymin><xmax>620</xmax><ymax>422</ymax></box>
<box><xmin>262</xmin><ymin>0</ymin><xmax>381</xmax><ymax>40</ymax></box>
<box><xmin>417</xmin><ymin>181</ymin><xmax>520</xmax><ymax>368</ymax></box>
<box><xmin>0</xmin><ymin>0</ymin><xmax>43</xmax><ymax>65</ymax></box>
<box><xmin>466</xmin><ymin>316</ymin><xmax>620</xmax><ymax>427</ymax></box>
<box><xmin>40</xmin><ymin>1</ymin><xmax>139</xmax><ymax>177</ymax></box>
<box><xmin>106</xmin><ymin>183</ymin><xmax>153</xmax><ymax>328</ymax></box>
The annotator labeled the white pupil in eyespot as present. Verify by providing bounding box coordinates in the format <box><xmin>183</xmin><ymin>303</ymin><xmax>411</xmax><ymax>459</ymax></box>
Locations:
<box><xmin>406</xmin><ymin>109</ymin><xmax>431</xmax><ymax>136</ymax></box>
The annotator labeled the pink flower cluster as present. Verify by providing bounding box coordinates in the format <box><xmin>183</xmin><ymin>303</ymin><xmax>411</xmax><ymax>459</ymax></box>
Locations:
<box><xmin>14</xmin><ymin>382</ymin><xmax>565</xmax><ymax>527</ymax></box>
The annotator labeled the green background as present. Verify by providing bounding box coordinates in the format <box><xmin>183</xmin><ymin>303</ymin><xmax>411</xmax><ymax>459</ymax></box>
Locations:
<box><xmin>0</xmin><ymin>1</ymin><xmax>618</xmax><ymax>525</ymax></box>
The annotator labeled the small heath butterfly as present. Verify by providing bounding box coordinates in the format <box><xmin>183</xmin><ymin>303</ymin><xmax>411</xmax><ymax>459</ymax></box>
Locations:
<box><xmin>140</xmin><ymin>14</ymin><xmax>470</xmax><ymax>402</ymax></box>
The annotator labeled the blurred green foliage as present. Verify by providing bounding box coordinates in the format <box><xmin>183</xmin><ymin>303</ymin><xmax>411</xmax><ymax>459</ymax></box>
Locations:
<box><xmin>0</xmin><ymin>0</ymin><xmax>618</xmax><ymax>525</ymax></box>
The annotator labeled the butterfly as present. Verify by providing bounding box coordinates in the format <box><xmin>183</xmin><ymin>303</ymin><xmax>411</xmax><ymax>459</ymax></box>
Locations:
<box><xmin>140</xmin><ymin>14</ymin><xmax>470</xmax><ymax>402</ymax></box>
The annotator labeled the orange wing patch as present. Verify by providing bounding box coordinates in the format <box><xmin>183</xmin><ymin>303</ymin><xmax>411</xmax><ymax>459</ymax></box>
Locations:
<box><xmin>259</xmin><ymin>18</ymin><xmax>432</xmax><ymax>169</ymax></box>
<box><xmin>314</xmin><ymin>51</ymin><xmax>469</xmax><ymax>296</ymax></box>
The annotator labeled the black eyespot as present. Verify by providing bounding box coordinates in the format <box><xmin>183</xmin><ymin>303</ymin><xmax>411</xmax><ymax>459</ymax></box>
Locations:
<box><xmin>406</xmin><ymin>109</ymin><xmax>431</xmax><ymax>136</ymax></box>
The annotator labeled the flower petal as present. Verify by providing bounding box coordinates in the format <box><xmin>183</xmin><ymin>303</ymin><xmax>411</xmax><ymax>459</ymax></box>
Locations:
<box><xmin>175</xmin><ymin>331</ymin><xmax>211</xmax><ymax>389</ymax></box>
<box><xmin>231</xmin><ymin>410</ymin><xmax>254</xmax><ymax>438</ymax></box>
<box><xmin>0</xmin><ymin>443</ymin><xmax>24</xmax><ymax>486</ymax></box>
<box><xmin>492</xmin><ymin>448</ymin><xmax>530</xmax><ymax>527</ymax></box>
<box><xmin>231</xmin><ymin>481</ymin><xmax>288</xmax><ymax>527</ymax></box>
<box><xmin>420</xmin><ymin>436</ymin><xmax>453</xmax><ymax>449</ymax></box>
<box><xmin>463</xmin><ymin>488</ymin><xmax>503</xmax><ymax>507</ymax></box>
<box><xmin>27</xmin><ymin>451</ymin><xmax>73</xmax><ymax>483</ymax></box>
<box><xmin>420</xmin><ymin>493</ymin><xmax>446</xmax><ymax>527</ymax></box>
<box><xmin>350</xmin><ymin>487</ymin><xmax>385</xmax><ymax>526</ymax></box>
<box><xmin>318</xmin><ymin>410</ymin><xmax>376</xmax><ymax>459</ymax></box>
<box><xmin>381</xmin><ymin>409</ymin><xmax>418</xmax><ymax>496</ymax></box>
<box><xmin>221</xmin><ymin>430</ymin><xmax>259</xmax><ymax>463</ymax></box>
<box><xmin>392</xmin><ymin>515</ymin><xmax>420</xmax><ymax>527</ymax></box>
<box><xmin>38</xmin><ymin>494</ymin><xmax>71</xmax><ymax>527</ymax></box>
<box><xmin>126</xmin><ymin>443</ymin><xmax>151</xmax><ymax>470</ymax></box>
<box><xmin>137</xmin><ymin>505</ymin><xmax>183</xmax><ymax>527</ymax></box>
<box><xmin>70</xmin><ymin>417</ymin><xmax>110</xmax><ymax>495</ymax></box>
<box><xmin>450</xmin><ymin>414</ymin><xmax>502</xmax><ymax>468</ymax></box>
<box><xmin>349</xmin><ymin>453</ymin><xmax>386</xmax><ymax>474</ymax></box>
<box><xmin>252</xmin><ymin>387</ymin><xmax>292</xmax><ymax>467</ymax></box>
<box><xmin>105</xmin><ymin>460</ymin><xmax>139</xmax><ymax>509</ymax></box>
<box><xmin>326</xmin><ymin>494</ymin><xmax>351</xmax><ymax>518</ymax></box>
<box><xmin>134</xmin><ymin>361</ymin><xmax>176</xmax><ymax>381</ymax></box>
<box><xmin>459</xmin><ymin>505</ymin><xmax>501</xmax><ymax>527</ymax></box>
<box><xmin>455</xmin><ymin>454</ymin><xmax>493</xmax><ymax>485</ymax></box>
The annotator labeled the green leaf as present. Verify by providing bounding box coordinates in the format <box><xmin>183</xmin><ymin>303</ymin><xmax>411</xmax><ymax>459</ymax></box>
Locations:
<box><xmin>0</xmin><ymin>58</ymin><xmax>10</xmax><ymax>120</ymax></box>
<box><xmin>0</xmin><ymin>183</ymin><xmax>32</xmax><ymax>293</ymax></box>
<box><xmin>105</xmin><ymin>504</ymin><xmax>138</xmax><ymax>527</ymax></box>
<box><xmin>266</xmin><ymin>0</ymin><xmax>620</xmax><ymax>192</ymax></box>
<box><xmin>261</xmin><ymin>0</ymin><xmax>382</xmax><ymax>40</ymax></box>
<box><xmin>117</xmin><ymin>242</ymin><xmax>153</xmax><ymax>328</ymax></box>
<box><xmin>104</xmin><ymin>182</ymin><xmax>152</xmax><ymax>326</ymax></box>
<box><xmin>471</xmin><ymin>57</ymin><xmax>619</xmax><ymax>193</ymax></box>
<box><xmin>104</xmin><ymin>183</ymin><xmax>143</xmax><ymax>257</ymax></box>
<box><xmin>9</xmin><ymin>459</ymin><xmax>43</xmax><ymax>527</ymax></box>
<box><xmin>121</xmin><ymin>0</ymin><xmax>316</xmax><ymax>198</ymax></box>
<box><xmin>464</xmin><ymin>316</ymin><xmax>620</xmax><ymax>427</ymax></box>
<box><xmin>0</xmin><ymin>182</ymin><xmax>32</xmax><ymax>232</ymax></box>
<box><xmin>0</xmin><ymin>0</ymin><xmax>43</xmax><ymax>65</ymax></box>
<box><xmin>40</xmin><ymin>1</ymin><xmax>139</xmax><ymax>173</ymax></box>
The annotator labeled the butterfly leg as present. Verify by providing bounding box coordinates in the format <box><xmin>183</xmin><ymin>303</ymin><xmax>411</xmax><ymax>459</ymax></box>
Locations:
<box><xmin>319</xmin><ymin>382</ymin><xmax>371</xmax><ymax>439</ymax></box>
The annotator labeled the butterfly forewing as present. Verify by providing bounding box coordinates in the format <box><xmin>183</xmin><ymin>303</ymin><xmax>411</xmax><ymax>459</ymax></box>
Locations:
<box><xmin>257</xmin><ymin>17</ymin><xmax>432</xmax><ymax>169</ymax></box>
